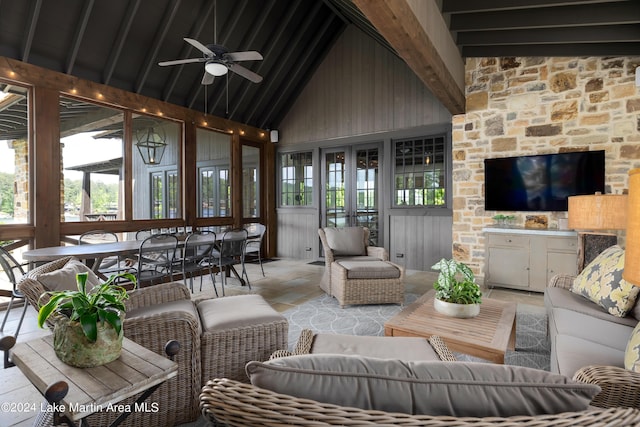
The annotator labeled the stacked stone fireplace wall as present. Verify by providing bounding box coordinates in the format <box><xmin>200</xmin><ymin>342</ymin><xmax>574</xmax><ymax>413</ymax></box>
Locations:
<box><xmin>452</xmin><ymin>56</ymin><xmax>640</xmax><ymax>282</ymax></box>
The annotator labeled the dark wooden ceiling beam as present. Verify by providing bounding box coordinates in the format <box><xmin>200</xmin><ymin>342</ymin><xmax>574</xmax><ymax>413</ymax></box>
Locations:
<box><xmin>354</xmin><ymin>0</ymin><xmax>465</xmax><ymax>115</ymax></box>
<box><xmin>244</xmin><ymin>2</ymin><xmax>324</xmax><ymax>124</ymax></box>
<box><xmin>450</xmin><ymin>2</ymin><xmax>640</xmax><ymax>31</ymax></box>
<box><xmin>463</xmin><ymin>42</ymin><xmax>640</xmax><ymax>57</ymax></box>
<box><xmin>103</xmin><ymin>0</ymin><xmax>141</xmax><ymax>86</ymax></box>
<box><xmin>162</xmin><ymin>1</ymin><xmax>215</xmax><ymax>104</ymax></box>
<box><xmin>135</xmin><ymin>0</ymin><xmax>182</xmax><ymax>95</ymax></box>
<box><xmin>21</xmin><ymin>0</ymin><xmax>41</xmax><ymax>62</ymax></box>
<box><xmin>457</xmin><ymin>24</ymin><xmax>640</xmax><ymax>45</ymax></box>
<box><xmin>66</xmin><ymin>0</ymin><xmax>94</xmax><ymax>75</ymax></box>
<box><xmin>442</xmin><ymin>0</ymin><xmax>622</xmax><ymax>14</ymax></box>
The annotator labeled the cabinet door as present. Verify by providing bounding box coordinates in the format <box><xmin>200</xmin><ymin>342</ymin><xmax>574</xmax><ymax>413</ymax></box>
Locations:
<box><xmin>487</xmin><ymin>246</ymin><xmax>530</xmax><ymax>288</ymax></box>
<box><xmin>547</xmin><ymin>252</ymin><xmax>578</xmax><ymax>284</ymax></box>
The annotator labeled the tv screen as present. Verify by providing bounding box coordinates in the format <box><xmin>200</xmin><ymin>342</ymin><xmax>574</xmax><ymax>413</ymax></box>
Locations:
<box><xmin>484</xmin><ymin>150</ymin><xmax>605</xmax><ymax>212</ymax></box>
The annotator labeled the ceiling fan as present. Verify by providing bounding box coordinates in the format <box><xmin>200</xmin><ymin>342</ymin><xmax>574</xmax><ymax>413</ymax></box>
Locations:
<box><xmin>159</xmin><ymin>37</ymin><xmax>263</xmax><ymax>85</ymax></box>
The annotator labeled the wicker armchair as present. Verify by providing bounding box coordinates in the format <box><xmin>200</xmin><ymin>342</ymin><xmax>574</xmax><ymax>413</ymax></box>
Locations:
<box><xmin>200</xmin><ymin>378</ymin><xmax>640</xmax><ymax>426</ymax></box>
<box><xmin>318</xmin><ymin>227</ymin><xmax>404</xmax><ymax>307</ymax></box>
<box><xmin>548</xmin><ymin>274</ymin><xmax>640</xmax><ymax>409</ymax></box>
<box><xmin>18</xmin><ymin>257</ymin><xmax>202</xmax><ymax>426</ymax></box>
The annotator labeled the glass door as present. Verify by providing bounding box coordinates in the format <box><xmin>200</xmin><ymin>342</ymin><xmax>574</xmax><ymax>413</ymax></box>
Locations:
<box><xmin>322</xmin><ymin>145</ymin><xmax>380</xmax><ymax>246</ymax></box>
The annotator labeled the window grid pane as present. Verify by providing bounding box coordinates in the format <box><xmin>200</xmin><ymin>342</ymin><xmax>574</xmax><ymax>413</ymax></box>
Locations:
<box><xmin>394</xmin><ymin>136</ymin><xmax>446</xmax><ymax>207</ymax></box>
<box><xmin>280</xmin><ymin>152</ymin><xmax>313</xmax><ymax>206</ymax></box>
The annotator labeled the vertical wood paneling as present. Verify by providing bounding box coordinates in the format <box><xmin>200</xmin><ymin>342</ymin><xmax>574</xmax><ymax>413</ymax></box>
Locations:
<box><xmin>389</xmin><ymin>215</ymin><xmax>453</xmax><ymax>271</ymax></box>
<box><xmin>277</xmin><ymin>209</ymin><xmax>317</xmax><ymax>259</ymax></box>
<box><xmin>279</xmin><ymin>26</ymin><xmax>450</xmax><ymax>145</ymax></box>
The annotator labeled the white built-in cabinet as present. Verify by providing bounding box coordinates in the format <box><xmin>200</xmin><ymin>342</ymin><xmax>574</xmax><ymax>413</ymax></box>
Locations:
<box><xmin>484</xmin><ymin>227</ymin><xmax>578</xmax><ymax>292</ymax></box>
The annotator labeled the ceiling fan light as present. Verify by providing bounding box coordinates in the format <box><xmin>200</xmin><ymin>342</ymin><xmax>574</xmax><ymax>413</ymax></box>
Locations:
<box><xmin>205</xmin><ymin>61</ymin><xmax>228</xmax><ymax>76</ymax></box>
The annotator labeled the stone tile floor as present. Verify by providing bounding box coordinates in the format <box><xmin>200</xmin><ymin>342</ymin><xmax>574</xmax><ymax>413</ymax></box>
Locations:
<box><xmin>0</xmin><ymin>258</ymin><xmax>544</xmax><ymax>426</ymax></box>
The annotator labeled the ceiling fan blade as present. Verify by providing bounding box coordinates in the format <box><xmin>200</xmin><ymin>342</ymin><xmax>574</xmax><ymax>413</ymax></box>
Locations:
<box><xmin>227</xmin><ymin>63</ymin><xmax>263</xmax><ymax>83</ymax></box>
<box><xmin>184</xmin><ymin>37</ymin><xmax>214</xmax><ymax>57</ymax></box>
<box><xmin>201</xmin><ymin>71</ymin><xmax>214</xmax><ymax>85</ymax></box>
<box><xmin>225</xmin><ymin>51</ymin><xmax>263</xmax><ymax>62</ymax></box>
<box><xmin>158</xmin><ymin>57</ymin><xmax>206</xmax><ymax>67</ymax></box>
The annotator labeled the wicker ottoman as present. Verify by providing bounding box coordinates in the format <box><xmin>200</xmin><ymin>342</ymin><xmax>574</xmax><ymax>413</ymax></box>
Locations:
<box><xmin>331</xmin><ymin>260</ymin><xmax>405</xmax><ymax>308</ymax></box>
<box><xmin>197</xmin><ymin>294</ymin><xmax>288</xmax><ymax>383</ymax></box>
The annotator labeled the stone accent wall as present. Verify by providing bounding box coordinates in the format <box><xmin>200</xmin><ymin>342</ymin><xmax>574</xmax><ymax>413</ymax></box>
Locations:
<box><xmin>7</xmin><ymin>140</ymin><xmax>28</xmax><ymax>221</ymax></box>
<box><xmin>452</xmin><ymin>56</ymin><xmax>640</xmax><ymax>281</ymax></box>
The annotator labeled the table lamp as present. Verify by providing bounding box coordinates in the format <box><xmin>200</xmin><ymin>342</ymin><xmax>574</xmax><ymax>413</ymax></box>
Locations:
<box><xmin>624</xmin><ymin>169</ymin><xmax>640</xmax><ymax>286</ymax></box>
<box><xmin>568</xmin><ymin>192</ymin><xmax>628</xmax><ymax>272</ymax></box>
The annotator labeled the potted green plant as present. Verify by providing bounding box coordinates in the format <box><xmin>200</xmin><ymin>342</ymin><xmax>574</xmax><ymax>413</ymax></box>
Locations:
<box><xmin>38</xmin><ymin>271</ymin><xmax>136</xmax><ymax>368</ymax></box>
<box><xmin>431</xmin><ymin>258</ymin><xmax>482</xmax><ymax>318</ymax></box>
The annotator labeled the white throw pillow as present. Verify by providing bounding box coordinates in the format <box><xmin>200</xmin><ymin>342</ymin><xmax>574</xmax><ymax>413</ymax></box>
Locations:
<box><xmin>37</xmin><ymin>258</ymin><xmax>101</xmax><ymax>292</ymax></box>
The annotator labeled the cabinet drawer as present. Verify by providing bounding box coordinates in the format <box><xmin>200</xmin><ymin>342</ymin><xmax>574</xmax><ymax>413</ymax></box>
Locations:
<box><xmin>487</xmin><ymin>234</ymin><xmax>529</xmax><ymax>247</ymax></box>
<box><xmin>547</xmin><ymin>237</ymin><xmax>577</xmax><ymax>251</ymax></box>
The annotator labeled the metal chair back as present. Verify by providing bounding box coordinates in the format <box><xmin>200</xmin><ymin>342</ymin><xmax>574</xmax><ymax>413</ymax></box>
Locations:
<box><xmin>0</xmin><ymin>246</ymin><xmax>28</xmax><ymax>340</ymax></box>
<box><xmin>136</xmin><ymin>234</ymin><xmax>178</xmax><ymax>287</ymax></box>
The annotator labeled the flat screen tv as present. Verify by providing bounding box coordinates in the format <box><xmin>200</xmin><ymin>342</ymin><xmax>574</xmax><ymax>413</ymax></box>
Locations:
<box><xmin>484</xmin><ymin>150</ymin><xmax>605</xmax><ymax>212</ymax></box>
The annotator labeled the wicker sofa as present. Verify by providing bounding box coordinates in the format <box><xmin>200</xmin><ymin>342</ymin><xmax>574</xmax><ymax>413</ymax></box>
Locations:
<box><xmin>18</xmin><ymin>256</ymin><xmax>287</xmax><ymax>426</ymax></box>
<box><xmin>200</xmin><ymin>378</ymin><xmax>640</xmax><ymax>426</ymax></box>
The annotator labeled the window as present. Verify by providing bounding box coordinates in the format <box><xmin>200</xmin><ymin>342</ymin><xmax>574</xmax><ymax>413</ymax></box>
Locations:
<box><xmin>196</xmin><ymin>128</ymin><xmax>232</xmax><ymax>218</ymax></box>
<box><xmin>243</xmin><ymin>144</ymin><xmax>259</xmax><ymax>218</ymax></box>
<box><xmin>0</xmin><ymin>83</ymin><xmax>29</xmax><ymax>224</ymax></box>
<box><xmin>280</xmin><ymin>152</ymin><xmax>313</xmax><ymax>206</ymax></box>
<box><xmin>60</xmin><ymin>97</ymin><xmax>124</xmax><ymax>222</ymax></box>
<box><xmin>150</xmin><ymin>170</ymin><xmax>179</xmax><ymax>219</ymax></box>
<box><xmin>132</xmin><ymin>114</ymin><xmax>181</xmax><ymax>220</ymax></box>
<box><xmin>394</xmin><ymin>136</ymin><xmax>446</xmax><ymax>207</ymax></box>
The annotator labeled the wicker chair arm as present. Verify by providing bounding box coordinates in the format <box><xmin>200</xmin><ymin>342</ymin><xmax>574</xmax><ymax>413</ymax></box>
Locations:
<box><xmin>200</xmin><ymin>378</ymin><xmax>640</xmax><ymax>427</ymax></box>
<box><xmin>317</xmin><ymin>229</ymin><xmax>335</xmax><ymax>265</ymax></box>
<box><xmin>574</xmin><ymin>365</ymin><xmax>640</xmax><ymax>408</ymax></box>
<box><xmin>367</xmin><ymin>245</ymin><xmax>389</xmax><ymax>261</ymax></box>
<box><xmin>125</xmin><ymin>281</ymin><xmax>191</xmax><ymax>311</ymax></box>
<box><xmin>548</xmin><ymin>274</ymin><xmax>575</xmax><ymax>289</ymax></box>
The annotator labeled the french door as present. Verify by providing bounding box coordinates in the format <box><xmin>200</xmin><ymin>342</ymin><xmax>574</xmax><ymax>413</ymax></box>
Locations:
<box><xmin>321</xmin><ymin>145</ymin><xmax>380</xmax><ymax>246</ymax></box>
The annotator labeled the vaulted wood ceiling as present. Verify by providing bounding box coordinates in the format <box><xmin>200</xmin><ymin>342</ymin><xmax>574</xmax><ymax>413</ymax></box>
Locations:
<box><xmin>0</xmin><ymin>0</ymin><xmax>637</xmax><ymax>134</ymax></box>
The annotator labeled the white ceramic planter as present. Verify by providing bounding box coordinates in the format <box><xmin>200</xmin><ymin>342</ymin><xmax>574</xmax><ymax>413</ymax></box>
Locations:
<box><xmin>433</xmin><ymin>298</ymin><xmax>480</xmax><ymax>318</ymax></box>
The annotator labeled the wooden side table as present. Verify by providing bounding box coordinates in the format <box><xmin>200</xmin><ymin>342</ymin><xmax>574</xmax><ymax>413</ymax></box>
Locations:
<box><xmin>384</xmin><ymin>289</ymin><xmax>517</xmax><ymax>363</ymax></box>
<box><xmin>10</xmin><ymin>335</ymin><xmax>178</xmax><ymax>426</ymax></box>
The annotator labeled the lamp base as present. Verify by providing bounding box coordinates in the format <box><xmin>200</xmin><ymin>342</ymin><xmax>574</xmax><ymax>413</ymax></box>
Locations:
<box><xmin>577</xmin><ymin>232</ymin><xmax>618</xmax><ymax>273</ymax></box>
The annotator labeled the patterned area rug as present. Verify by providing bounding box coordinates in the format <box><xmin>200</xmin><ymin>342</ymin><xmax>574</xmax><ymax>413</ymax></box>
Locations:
<box><xmin>283</xmin><ymin>293</ymin><xmax>551</xmax><ymax>371</ymax></box>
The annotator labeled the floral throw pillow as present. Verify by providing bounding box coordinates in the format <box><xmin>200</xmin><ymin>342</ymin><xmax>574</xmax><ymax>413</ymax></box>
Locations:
<box><xmin>625</xmin><ymin>322</ymin><xmax>640</xmax><ymax>372</ymax></box>
<box><xmin>571</xmin><ymin>245</ymin><xmax>640</xmax><ymax>318</ymax></box>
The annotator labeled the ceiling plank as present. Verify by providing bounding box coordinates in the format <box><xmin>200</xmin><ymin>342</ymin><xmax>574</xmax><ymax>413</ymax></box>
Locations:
<box><xmin>353</xmin><ymin>0</ymin><xmax>465</xmax><ymax>115</ymax></box>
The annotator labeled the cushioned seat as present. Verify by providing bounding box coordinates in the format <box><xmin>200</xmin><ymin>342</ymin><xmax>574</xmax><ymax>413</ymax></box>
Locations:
<box><xmin>331</xmin><ymin>259</ymin><xmax>404</xmax><ymax>307</ymax></box>
<box><xmin>197</xmin><ymin>294</ymin><xmax>288</xmax><ymax>383</ymax></box>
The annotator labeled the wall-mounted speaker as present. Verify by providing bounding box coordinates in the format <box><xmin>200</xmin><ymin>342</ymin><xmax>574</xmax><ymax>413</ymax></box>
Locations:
<box><xmin>270</xmin><ymin>130</ymin><xmax>279</xmax><ymax>143</ymax></box>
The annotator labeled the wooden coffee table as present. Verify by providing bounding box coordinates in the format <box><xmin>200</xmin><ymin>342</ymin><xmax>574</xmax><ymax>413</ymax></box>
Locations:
<box><xmin>384</xmin><ymin>289</ymin><xmax>517</xmax><ymax>363</ymax></box>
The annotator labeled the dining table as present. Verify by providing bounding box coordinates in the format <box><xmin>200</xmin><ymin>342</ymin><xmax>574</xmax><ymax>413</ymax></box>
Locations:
<box><xmin>22</xmin><ymin>232</ymin><xmax>254</xmax><ymax>286</ymax></box>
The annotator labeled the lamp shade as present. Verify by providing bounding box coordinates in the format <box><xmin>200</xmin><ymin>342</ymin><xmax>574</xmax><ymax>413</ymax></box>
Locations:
<box><xmin>205</xmin><ymin>61</ymin><xmax>228</xmax><ymax>76</ymax></box>
<box><xmin>567</xmin><ymin>193</ymin><xmax>628</xmax><ymax>230</ymax></box>
<box><xmin>624</xmin><ymin>169</ymin><xmax>640</xmax><ymax>286</ymax></box>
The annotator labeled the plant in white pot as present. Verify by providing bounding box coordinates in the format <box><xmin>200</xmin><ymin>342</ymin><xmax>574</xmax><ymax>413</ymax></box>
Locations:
<box><xmin>431</xmin><ymin>258</ymin><xmax>482</xmax><ymax>318</ymax></box>
<box><xmin>37</xmin><ymin>271</ymin><xmax>136</xmax><ymax>368</ymax></box>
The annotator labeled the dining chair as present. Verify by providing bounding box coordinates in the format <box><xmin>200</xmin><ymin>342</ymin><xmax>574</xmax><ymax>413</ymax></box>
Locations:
<box><xmin>136</xmin><ymin>233</ymin><xmax>179</xmax><ymax>287</ymax></box>
<box><xmin>244</xmin><ymin>223</ymin><xmax>266</xmax><ymax>277</ymax></box>
<box><xmin>0</xmin><ymin>246</ymin><xmax>28</xmax><ymax>340</ymax></box>
<box><xmin>213</xmin><ymin>228</ymin><xmax>250</xmax><ymax>295</ymax></box>
<box><xmin>173</xmin><ymin>230</ymin><xmax>218</xmax><ymax>295</ymax></box>
<box><xmin>78</xmin><ymin>230</ymin><xmax>125</xmax><ymax>278</ymax></box>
